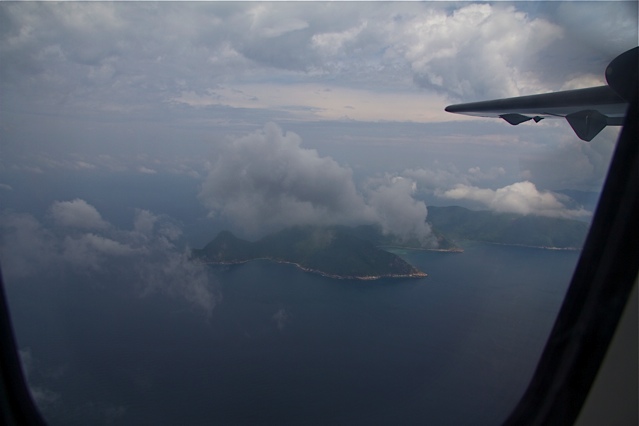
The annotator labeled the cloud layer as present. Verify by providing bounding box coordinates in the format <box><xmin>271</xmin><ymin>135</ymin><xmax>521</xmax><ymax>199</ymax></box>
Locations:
<box><xmin>1</xmin><ymin>2</ymin><xmax>634</xmax><ymax>196</ymax></box>
<box><xmin>1</xmin><ymin>202</ymin><xmax>219</xmax><ymax>314</ymax></box>
<box><xmin>2</xmin><ymin>2</ymin><xmax>635</xmax><ymax>124</ymax></box>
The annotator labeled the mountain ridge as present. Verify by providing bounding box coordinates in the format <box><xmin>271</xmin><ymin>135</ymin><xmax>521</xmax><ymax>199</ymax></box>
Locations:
<box><xmin>192</xmin><ymin>206</ymin><xmax>589</xmax><ymax>280</ymax></box>
<box><xmin>426</xmin><ymin>206</ymin><xmax>588</xmax><ymax>249</ymax></box>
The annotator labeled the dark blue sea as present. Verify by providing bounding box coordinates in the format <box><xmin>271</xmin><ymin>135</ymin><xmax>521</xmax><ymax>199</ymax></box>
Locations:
<box><xmin>7</xmin><ymin>242</ymin><xmax>579</xmax><ymax>426</ymax></box>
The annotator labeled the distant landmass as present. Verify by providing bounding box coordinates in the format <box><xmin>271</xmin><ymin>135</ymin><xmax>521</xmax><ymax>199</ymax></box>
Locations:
<box><xmin>554</xmin><ymin>189</ymin><xmax>600</xmax><ymax>212</ymax></box>
<box><xmin>192</xmin><ymin>206</ymin><xmax>589</xmax><ymax>280</ymax></box>
<box><xmin>427</xmin><ymin>206</ymin><xmax>589</xmax><ymax>249</ymax></box>
<box><xmin>192</xmin><ymin>226</ymin><xmax>427</xmax><ymax>280</ymax></box>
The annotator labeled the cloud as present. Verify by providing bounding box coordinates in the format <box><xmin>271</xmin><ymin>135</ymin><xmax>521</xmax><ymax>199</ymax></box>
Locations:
<box><xmin>467</xmin><ymin>166</ymin><xmax>506</xmax><ymax>182</ymax></box>
<box><xmin>199</xmin><ymin>123</ymin><xmax>437</xmax><ymax>244</ymax></box>
<box><xmin>519</xmin><ymin>128</ymin><xmax>618</xmax><ymax>191</ymax></box>
<box><xmin>19</xmin><ymin>348</ymin><xmax>60</xmax><ymax>409</ymax></box>
<box><xmin>272</xmin><ymin>308</ymin><xmax>288</xmax><ymax>331</ymax></box>
<box><xmin>62</xmin><ymin>233</ymin><xmax>142</xmax><ymax>270</ymax></box>
<box><xmin>1</xmin><ymin>203</ymin><xmax>219</xmax><ymax>314</ymax></box>
<box><xmin>138</xmin><ymin>166</ymin><xmax>157</xmax><ymax>174</ymax></box>
<box><xmin>137</xmin><ymin>249</ymin><xmax>220</xmax><ymax>315</ymax></box>
<box><xmin>549</xmin><ymin>2</ymin><xmax>638</xmax><ymax>60</ymax></box>
<box><xmin>3</xmin><ymin>2</ymin><xmax>634</xmax><ymax>131</ymax></box>
<box><xmin>133</xmin><ymin>209</ymin><xmax>159</xmax><ymax>236</ymax></box>
<box><xmin>199</xmin><ymin>122</ymin><xmax>376</xmax><ymax>235</ymax></box>
<box><xmin>387</xmin><ymin>3</ymin><xmax>563</xmax><ymax>99</ymax></box>
<box><xmin>0</xmin><ymin>213</ymin><xmax>58</xmax><ymax>278</ymax></box>
<box><xmin>75</xmin><ymin>161</ymin><xmax>96</xmax><ymax>170</ymax></box>
<box><xmin>172</xmin><ymin>83</ymin><xmax>452</xmax><ymax>122</ymax></box>
<box><xmin>440</xmin><ymin>181</ymin><xmax>590</xmax><ymax>219</ymax></box>
<box><xmin>400</xmin><ymin>164</ymin><xmax>511</xmax><ymax>199</ymax></box>
<box><xmin>366</xmin><ymin>176</ymin><xmax>435</xmax><ymax>246</ymax></box>
<box><xmin>403</xmin><ymin>165</ymin><xmax>470</xmax><ymax>194</ymax></box>
<box><xmin>50</xmin><ymin>199</ymin><xmax>109</xmax><ymax>229</ymax></box>
<box><xmin>559</xmin><ymin>74</ymin><xmax>605</xmax><ymax>91</ymax></box>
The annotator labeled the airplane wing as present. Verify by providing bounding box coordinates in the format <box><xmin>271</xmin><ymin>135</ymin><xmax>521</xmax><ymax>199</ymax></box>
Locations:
<box><xmin>445</xmin><ymin>47</ymin><xmax>637</xmax><ymax>141</ymax></box>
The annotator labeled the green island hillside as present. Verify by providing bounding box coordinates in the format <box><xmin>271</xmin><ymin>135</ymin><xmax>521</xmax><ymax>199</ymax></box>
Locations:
<box><xmin>192</xmin><ymin>206</ymin><xmax>588</xmax><ymax>280</ymax></box>
<box><xmin>427</xmin><ymin>206</ymin><xmax>589</xmax><ymax>249</ymax></box>
<box><xmin>192</xmin><ymin>226</ymin><xmax>427</xmax><ymax>280</ymax></box>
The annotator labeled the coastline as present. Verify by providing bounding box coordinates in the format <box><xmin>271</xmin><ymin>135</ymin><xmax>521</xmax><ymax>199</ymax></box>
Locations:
<box><xmin>379</xmin><ymin>245</ymin><xmax>464</xmax><ymax>253</ymax></box>
<box><xmin>195</xmin><ymin>256</ymin><xmax>427</xmax><ymax>280</ymax></box>
<box><xmin>482</xmin><ymin>241</ymin><xmax>583</xmax><ymax>251</ymax></box>
<box><xmin>382</xmin><ymin>241</ymin><xmax>580</xmax><ymax>252</ymax></box>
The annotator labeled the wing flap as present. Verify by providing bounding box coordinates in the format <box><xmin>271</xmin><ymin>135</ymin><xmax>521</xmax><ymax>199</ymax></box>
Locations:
<box><xmin>445</xmin><ymin>48</ymin><xmax>636</xmax><ymax>141</ymax></box>
<box><xmin>500</xmin><ymin>114</ymin><xmax>533</xmax><ymax>125</ymax></box>
<box><xmin>445</xmin><ymin>85</ymin><xmax>628</xmax><ymax>141</ymax></box>
<box><xmin>565</xmin><ymin>110</ymin><xmax>609</xmax><ymax>142</ymax></box>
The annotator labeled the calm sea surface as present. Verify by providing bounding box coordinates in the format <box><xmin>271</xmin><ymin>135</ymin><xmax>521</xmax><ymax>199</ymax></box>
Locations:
<box><xmin>9</xmin><ymin>242</ymin><xmax>579</xmax><ymax>425</ymax></box>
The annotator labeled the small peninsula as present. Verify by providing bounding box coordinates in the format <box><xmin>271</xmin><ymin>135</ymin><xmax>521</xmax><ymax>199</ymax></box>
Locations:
<box><xmin>191</xmin><ymin>226</ymin><xmax>427</xmax><ymax>280</ymax></box>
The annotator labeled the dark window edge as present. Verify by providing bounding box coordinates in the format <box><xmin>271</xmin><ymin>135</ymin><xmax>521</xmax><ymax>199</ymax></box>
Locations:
<box><xmin>503</xmin><ymin>93</ymin><xmax>638</xmax><ymax>425</ymax></box>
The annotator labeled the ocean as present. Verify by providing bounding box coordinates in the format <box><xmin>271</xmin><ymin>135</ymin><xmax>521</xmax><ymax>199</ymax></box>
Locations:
<box><xmin>7</xmin><ymin>241</ymin><xmax>579</xmax><ymax>426</ymax></box>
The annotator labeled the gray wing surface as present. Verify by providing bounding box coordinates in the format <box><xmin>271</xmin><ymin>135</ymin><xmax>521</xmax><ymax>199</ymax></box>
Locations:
<box><xmin>445</xmin><ymin>47</ymin><xmax>637</xmax><ymax>141</ymax></box>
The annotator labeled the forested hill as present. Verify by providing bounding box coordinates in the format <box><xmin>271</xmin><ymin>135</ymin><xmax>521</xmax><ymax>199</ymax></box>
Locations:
<box><xmin>191</xmin><ymin>226</ymin><xmax>427</xmax><ymax>280</ymax></box>
<box><xmin>427</xmin><ymin>206</ymin><xmax>589</xmax><ymax>249</ymax></box>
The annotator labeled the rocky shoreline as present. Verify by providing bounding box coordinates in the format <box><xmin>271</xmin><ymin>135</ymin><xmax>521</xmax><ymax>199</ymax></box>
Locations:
<box><xmin>196</xmin><ymin>257</ymin><xmax>427</xmax><ymax>280</ymax></box>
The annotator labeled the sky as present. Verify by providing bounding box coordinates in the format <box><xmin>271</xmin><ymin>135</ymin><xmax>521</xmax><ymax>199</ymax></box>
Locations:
<box><xmin>1</xmin><ymin>1</ymin><xmax>637</xmax><ymax>315</ymax></box>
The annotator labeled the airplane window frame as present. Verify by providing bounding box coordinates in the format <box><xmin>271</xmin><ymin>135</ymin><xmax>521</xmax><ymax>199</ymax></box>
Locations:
<box><xmin>0</xmin><ymin>264</ymin><xmax>48</xmax><ymax>426</ymax></box>
<box><xmin>503</xmin><ymin>90</ymin><xmax>638</xmax><ymax>425</ymax></box>
<box><xmin>0</xmin><ymin>10</ymin><xmax>636</xmax><ymax>422</ymax></box>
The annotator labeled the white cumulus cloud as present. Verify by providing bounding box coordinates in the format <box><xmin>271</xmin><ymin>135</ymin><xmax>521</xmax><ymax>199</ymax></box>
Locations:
<box><xmin>199</xmin><ymin>123</ymin><xmax>377</xmax><ymax>235</ymax></box>
<box><xmin>199</xmin><ymin>123</ymin><xmax>436</xmax><ymax>245</ymax></box>
<box><xmin>440</xmin><ymin>181</ymin><xmax>590</xmax><ymax>219</ymax></box>
<box><xmin>388</xmin><ymin>3</ymin><xmax>564</xmax><ymax>99</ymax></box>
<box><xmin>366</xmin><ymin>176</ymin><xmax>435</xmax><ymax>246</ymax></box>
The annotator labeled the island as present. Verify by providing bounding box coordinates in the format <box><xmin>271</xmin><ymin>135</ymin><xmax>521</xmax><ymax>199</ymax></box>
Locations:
<box><xmin>191</xmin><ymin>226</ymin><xmax>427</xmax><ymax>280</ymax></box>
<box><xmin>191</xmin><ymin>205</ymin><xmax>587</xmax><ymax>280</ymax></box>
<box><xmin>426</xmin><ymin>206</ymin><xmax>589</xmax><ymax>249</ymax></box>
